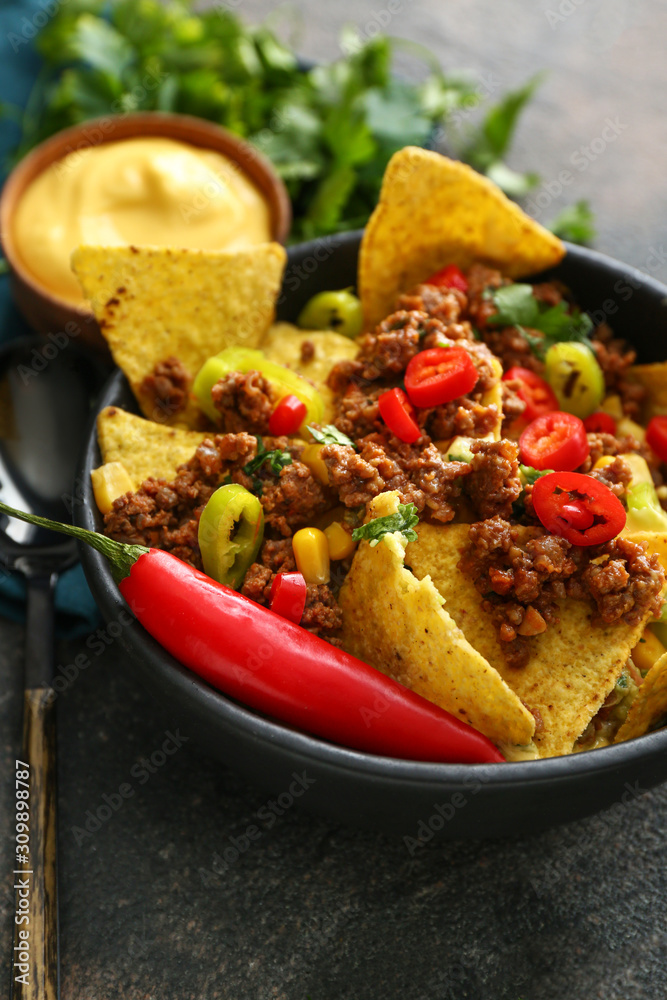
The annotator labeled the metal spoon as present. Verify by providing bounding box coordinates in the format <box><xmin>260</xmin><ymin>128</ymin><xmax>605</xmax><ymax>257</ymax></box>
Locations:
<box><xmin>0</xmin><ymin>336</ymin><xmax>105</xmax><ymax>1000</ymax></box>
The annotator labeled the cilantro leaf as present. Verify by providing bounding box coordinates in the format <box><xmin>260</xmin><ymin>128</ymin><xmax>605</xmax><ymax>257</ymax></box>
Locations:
<box><xmin>547</xmin><ymin>200</ymin><xmax>596</xmax><ymax>245</ymax></box>
<box><xmin>243</xmin><ymin>437</ymin><xmax>292</xmax><ymax>495</ymax></box>
<box><xmin>307</xmin><ymin>424</ymin><xmax>356</xmax><ymax>448</ymax></box>
<box><xmin>463</xmin><ymin>74</ymin><xmax>544</xmax><ymax>195</ymax></box>
<box><xmin>488</xmin><ymin>284</ymin><xmax>540</xmax><ymax>328</ymax></box>
<box><xmin>352</xmin><ymin>503</ymin><xmax>419</xmax><ymax>547</ymax></box>
<box><xmin>488</xmin><ymin>284</ymin><xmax>594</xmax><ymax>360</ymax></box>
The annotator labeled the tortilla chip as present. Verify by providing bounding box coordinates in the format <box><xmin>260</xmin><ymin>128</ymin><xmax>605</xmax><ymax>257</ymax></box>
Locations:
<box><xmin>624</xmin><ymin>530</ymin><xmax>667</xmax><ymax>576</ymax></box>
<box><xmin>338</xmin><ymin>492</ymin><xmax>535</xmax><ymax>746</ymax></box>
<box><xmin>628</xmin><ymin>362</ymin><xmax>667</xmax><ymax>420</ymax></box>
<box><xmin>261</xmin><ymin>323</ymin><xmax>358</xmax><ymax>422</ymax></box>
<box><xmin>72</xmin><ymin>244</ymin><xmax>286</xmax><ymax>425</ymax></box>
<box><xmin>405</xmin><ymin>522</ymin><xmax>649</xmax><ymax>758</ymax></box>
<box><xmin>359</xmin><ymin>147</ymin><xmax>565</xmax><ymax>330</ymax></box>
<box><xmin>97</xmin><ymin>406</ymin><xmax>207</xmax><ymax>489</ymax></box>
<box><xmin>615</xmin><ymin>651</ymin><xmax>667</xmax><ymax>742</ymax></box>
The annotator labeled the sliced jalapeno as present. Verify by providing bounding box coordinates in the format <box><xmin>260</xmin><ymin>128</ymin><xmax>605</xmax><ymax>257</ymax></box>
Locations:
<box><xmin>543</xmin><ymin>342</ymin><xmax>605</xmax><ymax>419</ymax></box>
<box><xmin>198</xmin><ymin>484</ymin><xmax>264</xmax><ymax>590</ymax></box>
<box><xmin>297</xmin><ymin>288</ymin><xmax>363</xmax><ymax>339</ymax></box>
<box><xmin>193</xmin><ymin>347</ymin><xmax>324</xmax><ymax>429</ymax></box>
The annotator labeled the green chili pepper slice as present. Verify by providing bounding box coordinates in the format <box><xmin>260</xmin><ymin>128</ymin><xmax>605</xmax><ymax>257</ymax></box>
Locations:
<box><xmin>193</xmin><ymin>347</ymin><xmax>325</xmax><ymax>429</ymax></box>
<box><xmin>198</xmin><ymin>484</ymin><xmax>264</xmax><ymax>590</ymax></box>
<box><xmin>625</xmin><ymin>481</ymin><xmax>667</xmax><ymax>534</ymax></box>
<box><xmin>543</xmin><ymin>342</ymin><xmax>605</xmax><ymax>419</ymax></box>
<box><xmin>297</xmin><ymin>288</ymin><xmax>363</xmax><ymax>339</ymax></box>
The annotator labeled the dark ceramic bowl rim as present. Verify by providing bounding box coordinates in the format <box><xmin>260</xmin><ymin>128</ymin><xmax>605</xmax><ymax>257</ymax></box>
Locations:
<box><xmin>76</xmin><ymin>233</ymin><xmax>667</xmax><ymax>791</ymax></box>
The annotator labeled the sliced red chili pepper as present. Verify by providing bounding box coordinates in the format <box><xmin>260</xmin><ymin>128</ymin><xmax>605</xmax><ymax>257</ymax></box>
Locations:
<box><xmin>532</xmin><ymin>471</ymin><xmax>626</xmax><ymax>546</ymax></box>
<box><xmin>268</xmin><ymin>394</ymin><xmax>307</xmax><ymax>436</ymax></box>
<box><xmin>270</xmin><ymin>572</ymin><xmax>307</xmax><ymax>624</ymax></box>
<box><xmin>519</xmin><ymin>412</ymin><xmax>589</xmax><ymax>471</ymax></box>
<box><xmin>378</xmin><ymin>387</ymin><xmax>421</xmax><ymax>443</ymax></box>
<box><xmin>646</xmin><ymin>416</ymin><xmax>667</xmax><ymax>462</ymax></box>
<box><xmin>404</xmin><ymin>347</ymin><xmax>478</xmax><ymax>408</ymax></box>
<box><xmin>425</xmin><ymin>263</ymin><xmax>468</xmax><ymax>293</ymax></box>
<box><xmin>503</xmin><ymin>366</ymin><xmax>559</xmax><ymax>422</ymax></box>
<box><xmin>583</xmin><ymin>411</ymin><xmax>616</xmax><ymax>435</ymax></box>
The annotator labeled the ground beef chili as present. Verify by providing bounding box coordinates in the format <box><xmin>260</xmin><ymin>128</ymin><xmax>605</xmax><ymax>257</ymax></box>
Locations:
<box><xmin>240</xmin><ymin>538</ymin><xmax>342</xmax><ymax>640</ymax></box>
<box><xmin>102</xmin><ymin>262</ymin><xmax>662</xmax><ymax>677</ymax></box>
<box><xmin>460</xmin><ymin>516</ymin><xmax>665</xmax><ymax>667</ymax></box>
<box><xmin>395</xmin><ymin>282</ymin><xmax>467</xmax><ymax>323</ymax></box>
<box><xmin>104</xmin><ymin>432</ymin><xmax>333</xmax><ymax>565</ymax></box>
<box><xmin>463</xmin><ymin>439</ymin><xmax>522</xmax><ymax>520</ymax></box>
<box><xmin>321</xmin><ymin>432</ymin><xmax>470</xmax><ymax>522</ymax></box>
<box><xmin>210</xmin><ymin>370</ymin><xmax>275</xmax><ymax>434</ymax></box>
<box><xmin>332</xmin><ymin>383</ymin><xmax>384</xmax><ymax>439</ymax></box>
<box><xmin>141</xmin><ymin>356</ymin><xmax>191</xmax><ymax>419</ymax></box>
<box><xmin>591</xmin><ymin>322</ymin><xmax>647</xmax><ymax>418</ymax></box>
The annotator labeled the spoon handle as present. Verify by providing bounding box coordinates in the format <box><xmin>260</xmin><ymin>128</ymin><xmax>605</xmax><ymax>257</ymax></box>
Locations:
<box><xmin>11</xmin><ymin>577</ymin><xmax>59</xmax><ymax>1000</ymax></box>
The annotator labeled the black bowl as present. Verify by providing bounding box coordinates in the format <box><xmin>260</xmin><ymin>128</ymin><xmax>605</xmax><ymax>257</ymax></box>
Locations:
<box><xmin>75</xmin><ymin>232</ymin><xmax>667</xmax><ymax>839</ymax></box>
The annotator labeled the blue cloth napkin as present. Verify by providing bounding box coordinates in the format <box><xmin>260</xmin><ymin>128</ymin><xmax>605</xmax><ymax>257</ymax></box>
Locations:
<box><xmin>0</xmin><ymin>1</ymin><xmax>101</xmax><ymax>637</ymax></box>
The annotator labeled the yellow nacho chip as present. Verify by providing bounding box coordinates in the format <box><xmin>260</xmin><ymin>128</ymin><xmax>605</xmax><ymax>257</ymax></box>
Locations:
<box><xmin>628</xmin><ymin>361</ymin><xmax>667</xmax><ymax>420</ymax></box>
<box><xmin>97</xmin><ymin>405</ymin><xmax>207</xmax><ymax>489</ymax></box>
<box><xmin>338</xmin><ymin>492</ymin><xmax>535</xmax><ymax>746</ymax></box>
<box><xmin>615</xmin><ymin>651</ymin><xmax>667</xmax><ymax>743</ymax></box>
<box><xmin>359</xmin><ymin>147</ymin><xmax>565</xmax><ymax>330</ymax></box>
<box><xmin>405</xmin><ymin>522</ymin><xmax>649</xmax><ymax>758</ymax></box>
<box><xmin>261</xmin><ymin>322</ymin><xmax>358</xmax><ymax>422</ymax></box>
<box><xmin>72</xmin><ymin>243</ymin><xmax>286</xmax><ymax>425</ymax></box>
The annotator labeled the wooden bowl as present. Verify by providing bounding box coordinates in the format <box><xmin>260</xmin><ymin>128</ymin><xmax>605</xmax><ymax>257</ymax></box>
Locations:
<box><xmin>0</xmin><ymin>112</ymin><xmax>292</xmax><ymax>350</ymax></box>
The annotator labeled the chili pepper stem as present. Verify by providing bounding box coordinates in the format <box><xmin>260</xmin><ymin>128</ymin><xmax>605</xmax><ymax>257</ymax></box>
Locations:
<box><xmin>0</xmin><ymin>498</ymin><xmax>147</xmax><ymax>583</ymax></box>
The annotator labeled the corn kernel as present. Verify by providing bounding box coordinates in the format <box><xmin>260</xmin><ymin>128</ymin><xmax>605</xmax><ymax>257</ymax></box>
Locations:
<box><xmin>292</xmin><ymin>527</ymin><xmax>330</xmax><ymax>585</ymax></box>
<box><xmin>618</xmin><ymin>417</ymin><xmax>646</xmax><ymax>443</ymax></box>
<box><xmin>620</xmin><ymin>452</ymin><xmax>652</xmax><ymax>485</ymax></box>
<box><xmin>324</xmin><ymin>521</ymin><xmax>357</xmax><ymax>561</ymax></box>
<box><xmin>91</xmin><ymin>462</ymin><xmax>134</xmax><ymax>514</ymax></box>
<box><xmin>600</xmin><ymin>394</ymin><xmax>623</xmax><ymax>420</ymax></box>
<box><xmin>301</xmin><ymin>444</ymin><xmax>329</xmax><ymax>485</ymax></box>
<box><xmin>593</xmin><ymin>455</ymin><xmax>616</xmax><ymax>471</ymax></box>
<box><xmin>631</xmin><ymin>627</ymin><xmax>666</xmax><ymax>674</ymax></box>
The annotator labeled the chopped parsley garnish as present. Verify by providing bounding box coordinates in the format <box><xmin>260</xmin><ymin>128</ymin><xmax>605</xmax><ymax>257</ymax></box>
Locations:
<box><xmin>352</xmin><ymin>503</ymin><xmax>419</xmax><ymax>547</ymax></box>
<box><xmin>243</xmin><ymin>437</ymin><xmax>292</xmax><ymax>495</ymax></box>
<box><xmin>307</xmin><ymin>424</ymin><xmax>356</xmax><ymax>449</ymax></box>
<box><xmin>488</xmin><ymin>284</ymin><xmax>593</xmax><ymax>360</ymax></box>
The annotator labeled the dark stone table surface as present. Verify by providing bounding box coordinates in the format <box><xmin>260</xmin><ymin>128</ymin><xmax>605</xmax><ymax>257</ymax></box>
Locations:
<box><xmin>2</xmin><ymin>2</ymin><xmax>667</xmax><ymax>997</ymax></box>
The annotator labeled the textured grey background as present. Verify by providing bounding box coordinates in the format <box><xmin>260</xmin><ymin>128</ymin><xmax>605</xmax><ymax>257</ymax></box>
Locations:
<box><xmin>2</xmin><ymin>2</ymin><xmax>667</xmax><ymax>998</ymax></box>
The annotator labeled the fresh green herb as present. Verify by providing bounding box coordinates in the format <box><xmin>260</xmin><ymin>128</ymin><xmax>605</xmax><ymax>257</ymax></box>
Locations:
<box><xmin>488</xmin><ymin>284</ymin><xmax>594</xmax><ymax>360</ymax></box>
<box><xmin>547</xmin><ymin>200</ymin><xmax>596</xmax><ymax>245</ymax></box>
<box><xmin>243</xmin><ymin>437</ymin><xmax>292</xmax><ymax>494</ymax></box>
<box><xmin>1</xmin><ymin>0</ymin><xmax>590</xmax><ymax>242</ymax></box>
<box><xmin>519</xmin><ymin>464</ymin><xmax>553</xmax><ymax>486</ymax></box>
<box><xmin>462</xmin><ymin>74</ymin><xmax>544</xmax><ymax>197</ymax></box>
<box><xmin>352</xmin><ymin>503</ymin><xmax>419</xmax><ymax>547</ymax></box>
<box><xmin>307</xmin><ymin>424</ymin><xmax>356</xmax><ymax>448</ymax></box>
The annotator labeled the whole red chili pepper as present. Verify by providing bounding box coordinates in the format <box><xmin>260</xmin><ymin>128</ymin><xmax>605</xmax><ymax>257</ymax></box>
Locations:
<box><xmin>0</xmin><ymin>499</ymin><xmax>503</xmax><ymax>764</ymax></box>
